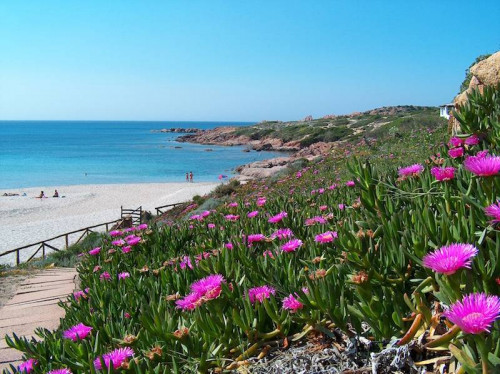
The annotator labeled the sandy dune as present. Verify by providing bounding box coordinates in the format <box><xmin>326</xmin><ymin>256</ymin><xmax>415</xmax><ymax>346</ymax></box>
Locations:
<box><xmin>0</xmin><ymin>182</ymin><xmax>217</xmax><ymax>265</ymax></box>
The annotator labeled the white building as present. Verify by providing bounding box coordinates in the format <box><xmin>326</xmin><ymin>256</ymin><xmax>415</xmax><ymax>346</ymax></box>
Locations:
<box><xmin>439</xmin><ymin>104</ymin><xmax>455</xmax><ymax>120</ymax></box>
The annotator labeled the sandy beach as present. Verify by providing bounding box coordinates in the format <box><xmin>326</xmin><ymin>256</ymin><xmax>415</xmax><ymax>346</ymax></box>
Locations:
<box><xmin>0</xmin><ymin>182</ymin><xmax>218</xmax><ymax>265</ymax></box>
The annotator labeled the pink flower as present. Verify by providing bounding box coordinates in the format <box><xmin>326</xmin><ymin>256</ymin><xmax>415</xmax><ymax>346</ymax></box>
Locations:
<box><xmin>228</xmin><ymin>202</ymin><xmax>238</xmax><ymax>207</ymax></box>
<box><xmin>464</xmin><ymin>134</ymin><xmax>479</xmax><ymax>146</ymax></box>
<box><xmin>448</xmin><ymin>147</ymin><xmax>464</xmax><ymax>159</ymax></box>
<box><xmin>225</xmin><ymin>214</ymin><xmax>240</xmax><ymax>221</ymax></box>
<box><xmin>63</xmin><ymin>323</ymin><xmax>93</xmax><ymax>341</ymax></box>
<box><xmin>319</xmin><ymin>205</ymin><xmax>328</xmax><ymax>211</ymax></box>
<box><xmin>100</xmin><ymin>272</ymin><xmax>111</xmax><ymax>281</ymax></box>
<box><xmin>124</xmin><ymin>312</ymin><xmax>131</xmax><ymax>318</ymax></box>
<box><xmin>328</xmin><ymin>184</ymin><xmax>337</xmax><ymax>190</ymax></box>
<box><xmin>485</xmin><ymin>201</ymin><xmax>500</xmax><ymax>224</ymax></box>
<box><xmin>398</xmin><ymin>164</ymin><xmax>424</xmax><ymax>177</ymax></box>
<box><xmin>296</xmin><ymin>171</ymin><xmax>302</xmax><ymax>178</ymax></box>
<box><xmin>176</xmin><ymin>292</ymin><xmax>203</xmax><ymax>310</ymax></box>
<box><xmin>47</xmin><ymin>369</ymin><xmax>72</xmax><ymax>374</ymax></box>
<box><xmin>207</xmin><ymin>223</ymin><xmax>216</xmax><ymax>229</ymax></box>
<box><xmin>345</xmin><ymin>180</ymin><xmax>355</xmax><ymax>187</ymax></box>
<box><xmin>476</xmin><ymin>150</ymin><xmax>489</xmax><ymax>158</ymax></box>
<box><xmin>282</xmin><ymin>294</ymin><xmax>303</xmax><ymax>312</ymax></box>
<box><xmin>190</xmin><ymin>274</ymin><xmax>225</xmax><ymax>300</ymax></box>
<box><xmin>126</xmin><ymin>236</ymin><xmax>141</xmax><ymax>246</ymax></box>
<box><xmin>443</xmin><ymin>293</ymin><xmax>500</xmax><ymax>334</ymax></box>
<box><xmin>464</xmin><ymin>155</ymin><xmax>500</xmax><ymax>176</ymax></box>
<box><xmin>263</xmin><ymin>250</ymin><xmax>275</xmax><ymax>259</ymax></box>
<box><xmin>112</xmin><ymin>239</ymin><xmax>125</xmax><ymax>246</ymax></box>
<box><xmin>315</xmin><ymin>231</ymin><xmax>338</xmax><ymax>244</ymax></box>
<box><xmin>268</xmin><ymin>211</ymin><xmax>288</xmax><ymax>223</ymax></box>
<box><xmin>179</xmin><ymin>256</ymin><xmax>193</xmax><ymax>270</ymax></box>
<box><xmin>247</xmin><ymin>210</ymin><xmax>259</xmax><ymax>218</ymax></box>
<box><xmin>201</xmin><ymin>210</ymin><xmax>211</xmax><ymax>217</ymax></box>
<box><xmin>137</xmin><ymin>223</ymin><xmax>148</xmax><ymax>230</ymax></box>
<box><xmin>281</xmin><ymin>239</ymin><xmax>303</xmax><ymax>252</ymax></box>
<box><xmin>88</xmin><ymin>247</ymin><xmax>100</xmax><ymax>256</ymax></box>
<box><xmin>448</xmin><ymin>137</ymin><xmax>464</xmax><ymax>147</ymax></box>
<box><xmin>431</xmin><ymin>166</ymin><xmax>456</xmax><ymax>181</ymax></box>
<box><xmin>123</xmin><ymin>227</ymin><xmax>135</xmax><ymax>233</ymax></box>
<box><xmin>118</xmin><ymin>272</ymin><xmax>130</xmax><ymax>280</ymax></box>
<box><xmin>247</xmin><ymin>234</ymin><xmax>266</xmax><ymax>244</ymax></box>
<box><xmin>94</xmin><ymin>347</ymin><xmax>134</xmax><ymax>370</ymax></box>
<box><xmin>225</xmin><ymin>242</ymin><xmax>234</xmax><ymax>250</ymax></box>
<box><xmin>18</xmin><ymin>359</ymin><xmax>37</xmax><ymax>373</ymax></box>
<box><xmin>318</xmin><ymin>188</ymin><xmax>325</xmax><ymax>194</ymax></box>
<box><xmin>109</xmin><ymin>230</ymin><xmax>122</xmax><ymax>237</ymax></box>
<box><xmin>190</xmin><ymin>214</ymin><xmax>202</xmax><ymax>221</ymax></box>
<box><xmin>256</xmin><ymin>197</ymin><xmax>267</xmax><ymax>206</ymax></box>
<box><xmin>270</xmin><ymin>228</ymin><xmax>294</xmax><ymax>240</ymax></box>
<box><xmin>73</xmin><ymin>290</ymin><xmax>87</xmax><ymax>300</ymax></box>
<box><xmin>122</xmin><ymin>246</ymin><xmax>132</xmax><ymax>253</ymax></box>
<box><xmin>422</xmin><ymin>243</ymin><xmax>478</xmax><ymax>275</ymax></box>
<box><xmin>248</xmin><ymin>285</ymin><xmax>276</xmax><ymax>303</ymax></box>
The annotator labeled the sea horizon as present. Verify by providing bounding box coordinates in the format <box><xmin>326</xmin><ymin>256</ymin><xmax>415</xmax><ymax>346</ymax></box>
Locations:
<box><xmin>1</xmin><ymin>120</ymin><xmax>283</xmax><ymax>189</ymax></box>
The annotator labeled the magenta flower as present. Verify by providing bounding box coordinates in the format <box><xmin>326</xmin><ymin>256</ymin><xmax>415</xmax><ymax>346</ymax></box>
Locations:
<box><xmin>270</xmin><ymin>228</ymin><xmax>294</xmax><ymax>240</ymax></box>
<box><xmin>18</xmin><ymin>359</ymin><xmax>37</xmax><ymax>373</ymax></box>
<box><xmin>431</xmin><ymin>166</ymin><xmax>456</xmax><ymax>181</ymax></box>
<box><xmin>225</xmin><ymin>242</ymin><xmax>234</xmax><ymax>250</ymax></box>
<box><xmin>248</xmin><ymin>285</ymin><xmax>276</xmax><ymax>303</ymax></box>
<box><xmin>328</xmin><ymin>184</ymin><xmax>337</xmax><ymax>190</ymax></box>
<box><xmin>73</xmin><ymin>290</ymin><xmax>87</xmax><ymax>300</ymax></box>
<box><xmin>228</xmin><ymin>202</ymin><xmax>238</xmax><ymax>207</ymax></box>
<box><xmin>319</xmin><ymin>205</ymin><xmax>328</xmax><ymax>211</ymax></box>
<box><xmin>179</xmin><ymin>256</ymin><xmax>193</xmax><ymax>270</ymax></box>
<box><xmin>448</xmin><ymin>147</ymin><xmax>464</xmax><ymax>158</ymax></box>
<box><xmin>247</xmin><ymin>210</ymin><xmax>259</xmax><ymax>218</ymax></box>
<box><xmin>256</xmin><ymin>197</ymin><xmax>266</xmax><ymax>206</ymax></box>
<box><xmin>268</xmin><ymin>211</ymin><xmax>288</xmax><ymax>223</ymax></box>
<box><xmin>109</xmin><ymin>230</ymin><xmax>122</xmax><ymax>237</ymax></box>
<box><xmin>63</xmin><ymin>323</ymin><xmax>93</xmax><ymax>341</ymax></box>
<box><xmin>100</xmin><ymin>272</ymin><xmax>111</xmax><ymax>281</ymax></box>
<box><xmin>345</xmin><ymin>180</ymin><xmax>355</xmax><ymax>187</ymax></box>
<box><xmin>448</xmin><ymin>137</ymin><xmax>464</xmax><ymax>148</ymax></box>
<box><xmin>94</xmin><ymin>347</ymin><xmax>134</xmax><ymax>370</ymax></box>
<box><xmin>422</xmin><ymin>243</ymin><xmax>478</xmax><ymax>275</ymax></box>
<box><xmin>190</xmin><ymin>274</ymin><xmax>225</xmax><ymax>300</ymax></box>
<box><xmin>190</xmin><ymin>214</ymin><xmax>202</xmax><ymax>221</ymax></box>
<box><xmin>118</xmin><ymin>272</ymin><xmax>130</xmax><ymax>280</ymax></box>
<box><xmin>47</xmin><ymin>369</ymin><xmax>72</xmax><ymax>374</ymax></box>
<box><xmin>207</xmin><ymin>223</ymin><xmax>216</xmax><ymax>229</ymax></box>
<box><xmin>126</xmin><ymin>236</ymin><xmax>141</xmax><ymax>246</ymax></box>
<box><xmin>282</xmin><ymin>294</ymin><xmax>303</xmax><ymax>312</ymax></box>
<box><xmin>175</xmin><ymin>292</ymin><xmax>203</xmax><ymax>310</ymax></box>
<box><xmin>485</xmin><ymin>201</ymin><xmax>500</xmax><ymax>224</ymax></box>
<box><xmin>476</xmin><ymin>150</ymin><xmax>489</xmax><ymax>158</ymax></box>
<box><xmin>247</xmin><ymin>234</ymin><xmax>266</xmax><ymax>244</ymax></box>
<box><xmin>88</xmin><ymin>247</ymin><xmax>100</xmax><ymax>256</ymax></box>
<box><xmin>111</xmin><ymin>239</ymin><xmax>125</xmax><ymax>246</ymax></box>
<box><xmin>398</xmin><ymin>164</ymin><xmax>424</xmax><ymax>177</ymax></box>
<box><xmin>338</xmin><ymin>204</ymin><xmax>345</xmax><ymax>211</ymax></box>
<box><xmin>296</xmin><ymin>171</ymin><xmax>302</xmax><ymax>178</ymax></box>
<box><xmin>315</xmin><ymin>231</ymin><xmax>338</xmax><ymax>244</ymax></box>
<box><xmin>281</xmin><ymin>239</ymin><xmax>303</xmax><ymax>252</ymax></box>
<box><xmin>137</xmin><ymin>223</ymin><xmax>148</xmax><ymax>230</ymax></box>
<box><xmin>122</xmin><ymin>246</ymin><xmax>132</xmax><ymax>253</ymax></box>
<box><xmin>464</xmin><ymin>134</ymin><xmax>479</xmax><ymax>146</ymax></box>
<box><xmin>263</xmin><ymin>250</ymin><xmax>275</xmax><ymax>259</ymax></box>
<box><xmin>464</xmin><ymin>155</ymin><xmax>500</xmax><ymax>177</ymax></box>
<box><xmin>444</xmin><ymin>293</ymin><xmax>500</xmax><ymax>334</ymax></box>
<box><xmin>304</xmin><ymin>216</ymin><xmax>327</xmax><ymax>226</ymax></box>
<box><xmin>123</xmin><ymin>227</ymin><xmax>135</xmax><ymax>233</ymax></box>
<box><xmin>225</xmin><ymin>214</ymin><xmax>240</xmax><ymax>221</ymax></box>
<box><xmin>201</xmin><ymin>210</ymin><xmax>211</xmax><ymax>217</ymax></box>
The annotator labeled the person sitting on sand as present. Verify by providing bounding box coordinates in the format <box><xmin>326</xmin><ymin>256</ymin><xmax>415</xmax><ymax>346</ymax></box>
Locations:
<box><xmin>53</xmin><ymin>189</ymin><xmax>59</xmax><ymax>198</ymax></box>
<box><xmin>37</xmin><ymin>191</ymin><xmax>45</xmax><ymax>198</ymax></box>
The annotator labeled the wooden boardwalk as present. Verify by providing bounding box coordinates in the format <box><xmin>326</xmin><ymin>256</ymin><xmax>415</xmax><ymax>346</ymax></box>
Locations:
<box><xmin>0</xmin><ymin>268</ymin><xmax>77</xmax><ymax>371</ymax></box>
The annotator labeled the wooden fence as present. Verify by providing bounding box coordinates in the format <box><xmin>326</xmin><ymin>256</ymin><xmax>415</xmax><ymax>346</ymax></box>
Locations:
<box><xmin>0</xmin><ymin>219</ymin><xmax>121</xmax><ymax>266</ymax></box>
<box><xmin>121</xmin><ymin>206</ymin><xmax>142</xmax><ymax>225</ymax></box>
<box><xmin>155</xmin><ymin>202</ymin><xmax>183</xmax><ymax>216</ymax></box>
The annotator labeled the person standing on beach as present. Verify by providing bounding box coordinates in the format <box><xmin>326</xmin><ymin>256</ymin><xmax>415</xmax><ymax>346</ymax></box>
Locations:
<box><xmin>186</xmin><ymin>172</ymin><xmax>189</xmax><ymax>182</ymax></box>
<box><xmin>189</xmin><ymin>171</ymin><xmax>193</xmax><ymax>183</ymax></box>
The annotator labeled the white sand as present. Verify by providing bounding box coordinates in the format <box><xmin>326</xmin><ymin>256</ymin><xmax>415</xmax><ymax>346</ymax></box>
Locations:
<box><xmin>0</xmin><ymin>182</ymin><xmax>218</xmax><ymax>265</ymax></box>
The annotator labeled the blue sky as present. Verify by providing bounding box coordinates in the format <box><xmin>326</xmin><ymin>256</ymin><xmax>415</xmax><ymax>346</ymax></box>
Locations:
<box><xmin>0</xmin><ymin>1</ymin><xmax>498</xmax><ymax>121</ymax></box>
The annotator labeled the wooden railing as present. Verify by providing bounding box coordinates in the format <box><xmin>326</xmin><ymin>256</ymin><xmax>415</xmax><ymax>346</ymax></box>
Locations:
<box><xmin>155</xmin><ymin>202</ymin><xmax>183</xmax><ymax>216</ymax></box>
<box><xmin>0</xmin><ymin>219</ymin><xmax>121</xmax><ymax>266</ymax></box>
<box><xmin>121</xmin><ymin>206</ymin><xmax>142</xmax><ymax>225</ymax></box>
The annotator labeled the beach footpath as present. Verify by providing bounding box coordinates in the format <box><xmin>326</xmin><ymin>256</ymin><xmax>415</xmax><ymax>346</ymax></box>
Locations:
<box><xmin>0</xmin><ymin>268</ymin><xmax>77</xmax><ymax>370</ymax></box>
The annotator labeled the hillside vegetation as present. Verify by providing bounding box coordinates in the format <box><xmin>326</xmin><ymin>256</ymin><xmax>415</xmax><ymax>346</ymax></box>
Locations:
<box><xmin>5</xmin><ymin>87</ymin><xmax>500</xmax><ymax>373</ymax></box>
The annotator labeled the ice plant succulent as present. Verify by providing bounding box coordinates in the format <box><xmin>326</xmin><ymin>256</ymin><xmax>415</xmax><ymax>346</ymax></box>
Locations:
<box><xmin>18</xmin><ymin>359</ymin><xmax>37</xmax><ymax>373</ymax></box>
<box><xmin>430</xmin><ymin>166</ymin><xmax>456</xmax><ymax>181</ymax></box>
<box><xmin>47</xmin><ymin>369</ymin><xmax>72</xmax><ymax>374</ymax></box>
<box><xmin>448</xmin><ymin>147</ymin><xmax>464</xmax><ymax>159</ymax></box>
<box><xmin>314</xmin><ymin>231</ymin><xmax>338</xmax><ymax>244</ymax></box>
<box><xmin>281</xmin><ymin>238</ymin><xmax>303</xmax><ymax>252</ymax></box>
<box><xmin>270</xmin><ymin>228</ymin><xmax>294</xmax><ymax>240</ymax></box>
<box><xmin>190</xmin><ymin>274</ymin><xmax>225</xmax><ymax>300</ymax></box>
<box><xmin>94</xmin><ymin>347</ymin><xmax>135</xmax><ymax>370</ymax></box>
<box><xmin>268</xmin><ymin>211</ymin><xmax>288</xmax><ymax>223</ymax></box>
<box><xmin>282</xmin><ymin>294</ymin><xmax>303</xmax><ymax>312</ymax></box>
<box><xmin>398</xmin><ymin>163</ymin><xmax>424</xmax><ymax>177</ymax></box>
<box><xmin>422</xmin><ymin>243</ymin><xmax>478</xmax><ymax>275</ymax></box>
<box><xmin>63</xmin><ymin>323</ymin><xmax>93</xmax><ymax>341</ymax></box>
<box><xmin>484</xmin><ymin>201</ymin><xmax>500</xmax><ymax>224</ymax></box>
<box><xmin>247</xmin><ymin>210</ymin><xmax>259</xmax><ymax>218</ymax></box>
<box><xmin>88</xmin><ymin>247</ymin><xmax>100</xmax><ymax>256</ymax></box>
<box><xmin>464</xmin><ymin>155</ymin><xmax>500</xmax><ymax>177</ymax></box>
<box><xmin>248</xmin><ymin>285</ymin><xmax>276</xmax><ymax>303</ymax></box>
<box><xmin>443</xmin><ymin>293</ymin><xmax>500</xmax><ymax>334</ymax></box>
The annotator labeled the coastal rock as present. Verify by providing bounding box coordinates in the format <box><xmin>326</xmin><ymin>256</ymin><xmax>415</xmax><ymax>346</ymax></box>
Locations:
<box><xmin>303</xmin><ymin>115</ymin><xmax>313</xmax><ymax>122</ymax></box>
<box><xmin>152</xmin><ymin>128</ymin><xmax>202</xmax><ymax>133</ymax></box>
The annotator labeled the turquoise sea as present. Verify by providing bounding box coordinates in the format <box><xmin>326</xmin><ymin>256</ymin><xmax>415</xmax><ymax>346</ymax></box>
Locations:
<box><xmin>0</xmin><ymin>121</ymin><xmax>282</xmax><ymax>189</ymax></box>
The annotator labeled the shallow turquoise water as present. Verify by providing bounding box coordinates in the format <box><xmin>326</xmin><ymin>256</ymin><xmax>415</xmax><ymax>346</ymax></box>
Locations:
<box><xmin>0</xmin><ymin>121</ymin><xmax>282</xmax><ymax>188</ymax></box>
